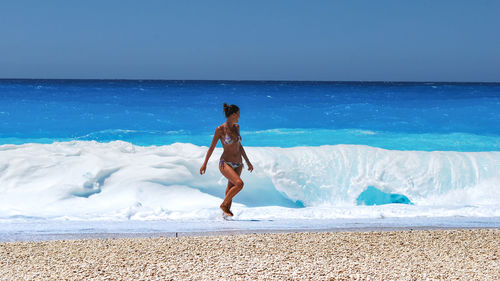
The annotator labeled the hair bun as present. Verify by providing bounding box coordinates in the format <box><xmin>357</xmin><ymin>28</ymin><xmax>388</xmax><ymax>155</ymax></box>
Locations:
<box><xmin>222</xmin><ymin>103</ymin><xmax>240</xmax><ymax>118</ymax></box>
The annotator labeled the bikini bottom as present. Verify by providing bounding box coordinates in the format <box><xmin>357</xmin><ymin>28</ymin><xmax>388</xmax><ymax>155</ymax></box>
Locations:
<box><xmin>220</xmin><ymin>159</ymin><xmax>243</xmax><ymax>169</ymax></box>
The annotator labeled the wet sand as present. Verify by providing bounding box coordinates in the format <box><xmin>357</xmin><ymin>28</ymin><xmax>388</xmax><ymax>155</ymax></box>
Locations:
<box><xmin>1</xmin><ymin>229</ymin><xmax>498</xmax><ymax>280</ymax></box>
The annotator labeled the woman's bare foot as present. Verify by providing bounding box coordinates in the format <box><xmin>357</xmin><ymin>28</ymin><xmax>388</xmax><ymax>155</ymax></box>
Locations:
<box><xmin>220</xmin><ymin>204</ymin><xmax>233</xmax><ymax>217</ymax></box>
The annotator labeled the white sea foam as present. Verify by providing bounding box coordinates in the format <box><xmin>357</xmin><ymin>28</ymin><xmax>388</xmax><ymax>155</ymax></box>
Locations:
<box><xmin>0</xmin><ymin>141</ymin><xmax>498</xmax><ymax>222</ymax></box>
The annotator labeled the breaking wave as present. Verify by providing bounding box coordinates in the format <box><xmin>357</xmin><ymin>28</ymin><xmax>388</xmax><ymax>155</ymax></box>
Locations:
<box><xmin>0</xmin><ymin>141</ymin><xmax>498</xmax><ymax>221</ymax></box>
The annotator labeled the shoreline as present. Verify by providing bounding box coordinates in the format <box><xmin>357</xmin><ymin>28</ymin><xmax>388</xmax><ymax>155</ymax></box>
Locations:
<box><xmin>2</xmin><ymin>216</ymin><xmax>500</xmax><ymax>242</ymax></box>
<box><xmin>2</xmin><ymin>225</ymin><xmax>499</xmax><ymax>243</ymax></box>
<box><xmin>1</xmin><ymin>228</ymin><xmax>498</xmax><ymax>280</ymax></box>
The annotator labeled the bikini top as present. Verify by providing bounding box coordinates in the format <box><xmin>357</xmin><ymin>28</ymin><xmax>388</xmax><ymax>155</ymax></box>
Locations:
<box><xmin>223</xmin><ymin>125</ymin><xmax>242</xmax><ymax>145</ymax></box>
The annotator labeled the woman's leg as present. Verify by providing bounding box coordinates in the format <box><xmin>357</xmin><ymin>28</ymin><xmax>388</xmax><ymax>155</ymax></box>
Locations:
<box><xmin>219</xmin><ymin>164</ymin><xmax>244</xmax><ymax>214</ymax></box>
<box><xmin>225</xmin><ymin>165</ymin><xmax>243</xmax><ymax>210</ymax></box>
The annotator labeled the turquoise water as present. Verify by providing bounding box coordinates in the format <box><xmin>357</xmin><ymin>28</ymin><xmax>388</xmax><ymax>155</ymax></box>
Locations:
<box><xmin>1</xmin><ymin>79</ymin><xmax>499</xmax><ymax>151</ymax></box>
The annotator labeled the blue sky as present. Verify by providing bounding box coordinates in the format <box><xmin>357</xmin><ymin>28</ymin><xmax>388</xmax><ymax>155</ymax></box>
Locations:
<box><xmin>1</xmin><ymin>0</ymin><xmax>499</xmax><ymax>82</ymax></box>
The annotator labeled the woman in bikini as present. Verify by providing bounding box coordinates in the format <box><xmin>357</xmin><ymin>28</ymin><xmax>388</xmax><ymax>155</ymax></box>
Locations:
<box><xmin>199</xmin><ymin>103</ymin><xmax>253</xmax><ymax>217</ymax></box>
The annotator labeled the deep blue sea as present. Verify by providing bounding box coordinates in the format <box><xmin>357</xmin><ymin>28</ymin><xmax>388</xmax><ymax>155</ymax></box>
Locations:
<box><xmin>1</xmin><ymin>79</ymin><xmax>499</xmax><ymax>150</ymax></box>
<box><xmin>0</xmin><ymin>79</ymin><xmax>499</xmax><ymax>240</ymax></box>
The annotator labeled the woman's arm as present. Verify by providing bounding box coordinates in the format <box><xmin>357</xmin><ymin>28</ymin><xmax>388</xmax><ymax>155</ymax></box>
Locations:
<box><xmin>240</xmin><ymin>144</ymin><xmax>253</xmax><ymax>172</ymax></box>
<box><xmin>200</xmin><ymin>127</ymin><xmax>221</xmax><ymax>175</ymax></box>
<box><xmin>235</xmin><ymin>124</ymin><xmax>253</xmax><ymax>172</ymax></box>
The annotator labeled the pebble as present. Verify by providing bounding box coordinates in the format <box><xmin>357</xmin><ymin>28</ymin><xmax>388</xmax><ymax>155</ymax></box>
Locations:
<box><xmin>0</xmin><ymin>229</ymin><xmax>498</xmax><ymax>280</ymax></box>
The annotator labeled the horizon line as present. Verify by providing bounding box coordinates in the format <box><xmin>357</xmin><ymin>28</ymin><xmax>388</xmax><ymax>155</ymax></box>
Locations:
<box><xmin>1</xmin><ymin>78</ymin><xmax>499</xmax><ymax>85</ymax></box>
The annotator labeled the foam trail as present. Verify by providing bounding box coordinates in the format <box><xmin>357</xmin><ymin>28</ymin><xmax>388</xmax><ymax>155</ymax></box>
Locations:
<box><xmin>0</xmin><ymin>141</ymin><xmax>498</xmax><ymax>221</ymax></box>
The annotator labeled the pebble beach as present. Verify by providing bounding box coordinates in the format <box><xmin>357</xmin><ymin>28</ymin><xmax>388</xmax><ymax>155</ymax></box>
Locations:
<box><xmin>1</xmin><ymin>229</ymin><xmax>499</xmax><ymax>280</ymax></box>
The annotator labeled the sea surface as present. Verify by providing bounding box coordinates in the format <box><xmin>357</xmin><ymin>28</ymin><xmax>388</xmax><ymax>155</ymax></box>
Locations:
<box><xmin>0</xmin><ymin>79</ymin><xmax>499</xmax><ymax>241</ymax></box>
